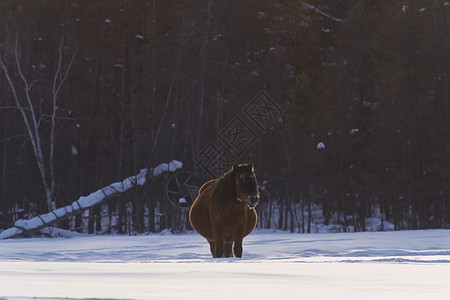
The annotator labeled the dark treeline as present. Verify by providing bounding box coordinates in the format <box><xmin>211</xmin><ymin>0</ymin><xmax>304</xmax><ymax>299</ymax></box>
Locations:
<box><xmin>1</xmin><ymin>0</ymin><xmax>450</xmax><ymax>234</ymax></box>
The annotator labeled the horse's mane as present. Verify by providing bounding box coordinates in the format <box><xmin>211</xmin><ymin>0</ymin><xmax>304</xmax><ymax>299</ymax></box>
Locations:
<box><xmin>212</xmin><ymin>169</ymin><xmax>236</xmax><ymax>209</ymax></box>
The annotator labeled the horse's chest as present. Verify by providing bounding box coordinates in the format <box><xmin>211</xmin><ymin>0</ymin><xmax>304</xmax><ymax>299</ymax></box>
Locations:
<box><xmin>220</xmin><ymin>209</ymin><xmax>247</xmax><ymax>231</ymax></box>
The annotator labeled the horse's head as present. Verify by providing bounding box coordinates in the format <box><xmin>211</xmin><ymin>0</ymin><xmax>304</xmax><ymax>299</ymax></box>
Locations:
<box><xmin>232</xmin><ymin>162</ymin><xmax>260</xmax><ymax>208</ymax></box>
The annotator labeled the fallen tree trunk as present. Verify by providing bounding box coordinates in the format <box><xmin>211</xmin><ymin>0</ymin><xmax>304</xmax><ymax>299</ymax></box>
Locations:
<box><xmin>0</xmin><ymin>160</ymin><xmax>182</xmax><ymax>240</ymax></box>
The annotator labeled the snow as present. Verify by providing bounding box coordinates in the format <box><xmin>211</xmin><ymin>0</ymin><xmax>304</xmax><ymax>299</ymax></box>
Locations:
<box><xmin>212</xmin><ymin>33</ymin><xmax>222</xmax><ymax>41</ymax></box>
<box><xmin>303</xmin><ymin>3</ymin><xmax>344</xmax><ymax>23</ymax></box>
<box><xmin>71</xmin><ymin>145</ymin><xmax>78</xmax><ymax>155</ymax></box>
<box><xmin>1</xmin><ymin>229</ymin><xmax>449</xmax><ymax>299</ymax></box>
<box><xmin>152</xmin><ymin>160</ymin><xmax>182</xmax><ymax>176</ymax></box>
<box><xmin>349</xmin><ymin>128</ymin><xmax>359</xmax><ymax>135</ymax></box>
<box><xmin>299</xmin><ymin>20</ymin><xmax>309</xmax><ymax>27</ymax></box>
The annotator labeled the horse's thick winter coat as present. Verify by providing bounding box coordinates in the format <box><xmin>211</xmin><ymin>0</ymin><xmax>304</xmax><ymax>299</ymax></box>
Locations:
<box><xmin>189</xmin><ymin>163</ymin><xmax>259</xmax><ymax>258</ymax></box>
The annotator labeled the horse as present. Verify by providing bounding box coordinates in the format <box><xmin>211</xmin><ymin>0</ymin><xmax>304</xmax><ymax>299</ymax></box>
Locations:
<box><xmin>189</xmin><ymin>162</ymin><xmax>260</xmax><ymax>258</ymax></box>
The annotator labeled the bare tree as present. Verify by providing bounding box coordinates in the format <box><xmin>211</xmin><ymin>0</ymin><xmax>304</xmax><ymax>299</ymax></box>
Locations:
<box><xmin>0</xmin><ymin>36</ymin><xmax>75</xmax><ymax>213</ymax></box>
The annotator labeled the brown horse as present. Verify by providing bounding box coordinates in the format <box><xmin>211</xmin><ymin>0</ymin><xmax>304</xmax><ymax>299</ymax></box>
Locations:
<box><xmin>189</xmin><ymin>162</ymin><xmax>260</xmax><ymax>258</ymax></box>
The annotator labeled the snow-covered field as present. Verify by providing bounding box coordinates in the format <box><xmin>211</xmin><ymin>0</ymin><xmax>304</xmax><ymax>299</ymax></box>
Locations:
<box><xmin>1</xmin><ymin>229</ymin><xmax>450</xmax><ymax>299</ymax></box>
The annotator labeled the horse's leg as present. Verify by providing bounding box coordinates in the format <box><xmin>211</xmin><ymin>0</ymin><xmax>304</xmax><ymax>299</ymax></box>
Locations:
<box><xmin>208</xmin><ymin>240</ymin><xmax>216</xmax><ymax>258</ymax></box>
<box><xmin>234</xmin><ymin>239</ymin><xmax>243</xmax><ymax>258</ymax></box>
<box><xmin>212</xmin><ymin>225</ymin><xmax>224</xmax><ymax>258</ymax></box>
<box><xmin>224</xmin><ymin>243</ymin><xmax>233</xmax><ymax>258</ymax></box>
<box><xmin>233</xmin><ymin>226</ymin><xmax>245</xmax><ymax>258</ymax></box>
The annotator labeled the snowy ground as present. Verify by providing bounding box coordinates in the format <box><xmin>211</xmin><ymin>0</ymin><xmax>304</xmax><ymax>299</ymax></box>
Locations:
<box><xmin>1</xmin><ymin>229</ymin><xmax>450</xmax><ymax>299</ymax></box>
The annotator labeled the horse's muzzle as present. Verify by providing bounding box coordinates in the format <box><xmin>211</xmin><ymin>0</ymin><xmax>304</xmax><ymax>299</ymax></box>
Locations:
<box><xmin>249</xmin><ymin>195</ymin><xmax>260</xmax><ymax>208</ymax></box>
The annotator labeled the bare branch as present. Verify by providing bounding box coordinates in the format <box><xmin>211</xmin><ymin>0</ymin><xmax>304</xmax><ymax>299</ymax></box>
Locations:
<box><xmin>29</xmin><ymin>79</ymin><xmax>41</xmax><ymax>90</ymax></box>
<box><xmin>0</xmin><ymin>134</ymin><xmax>28</xmax><ymax>143</ymax></box>
<box><xmin>13</xmin><ymin>34</ymin><xmax>47</xmax><ymax>184</ymax></box>
<box><xmin>0</xmin><ymin>33</ymin><xmax>75</xmax><ymax>212</ymax></box>
<box><xmin>0</xmin><ymin>106</ymin><xmax>31</xmax><ymax>111</ymax></box>
<box><xmin>0</xmin><ymin>56</ymin><xmax>38</xmax><ymax>157</ymax></box>
<box><xmin>17</xmin><ymin>137</ymin><xmax>30</xmax><ymax>161</ymax></box>
<box><xmin>49</xmin><ymin>36</ymin><xmax>76</xmax><ymax>204</ymax></box>
<box><xmin>41</xmin><ymin>113</ymin><xmax>79</xmax><ymax>121</ymax></box>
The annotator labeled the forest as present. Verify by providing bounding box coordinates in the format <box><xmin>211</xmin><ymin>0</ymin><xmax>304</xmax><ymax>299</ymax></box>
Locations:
<box><xmin>1</xmin><ymin>0</ymin><xmax>450</xmax><ymax>235</ymax></box>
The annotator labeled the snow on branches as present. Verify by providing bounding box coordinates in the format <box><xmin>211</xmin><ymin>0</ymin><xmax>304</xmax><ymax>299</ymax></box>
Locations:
<box><xmin>0</xmin><ymin>160</ymin><xmax>182</xmax><ymax>240</ymax></box>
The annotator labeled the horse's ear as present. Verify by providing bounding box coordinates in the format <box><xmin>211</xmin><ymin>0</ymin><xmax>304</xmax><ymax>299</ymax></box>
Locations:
<box><xmin>232</xmin><ymin>164</ymin><xmax>239</xmax><ymax>171</ymax></box>
<box><xmin>248</xmin><ymin>161</ymin><xmax>254</xmax><ymax>172</ymax></box>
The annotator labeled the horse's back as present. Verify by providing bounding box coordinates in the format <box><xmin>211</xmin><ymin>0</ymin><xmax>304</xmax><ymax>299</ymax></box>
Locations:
<box><xmin>198</xmin><ymin>179</ymin><xmax>216</xmax><ymax>194</ymax></box>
